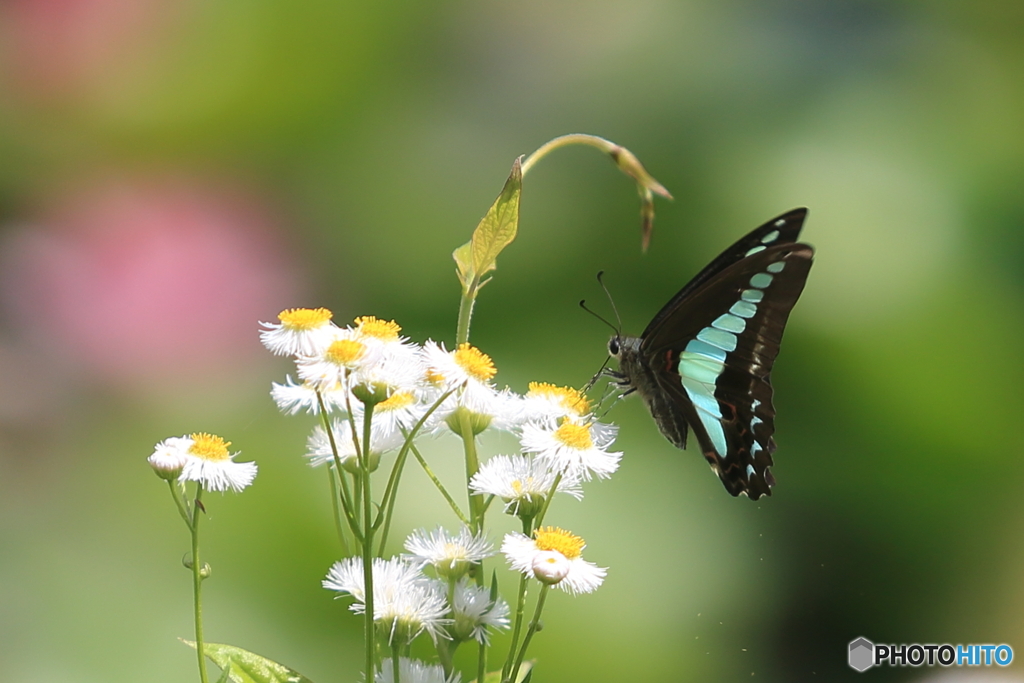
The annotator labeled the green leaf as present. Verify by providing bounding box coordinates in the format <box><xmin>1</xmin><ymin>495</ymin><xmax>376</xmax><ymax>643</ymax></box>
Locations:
<box><xmin>453</xmin><ymin>241</ymin><xmax>475</xmax><ymax>287</ymax></box>
<box><xmin>182</xmin><ymin>640</ymin><xmax>315</xmax><ymax>683</ymax></box>
<box><xmin>470</xmin><ymin>158</ymin><xmax>522</xmax><ymax>279</ymax></box>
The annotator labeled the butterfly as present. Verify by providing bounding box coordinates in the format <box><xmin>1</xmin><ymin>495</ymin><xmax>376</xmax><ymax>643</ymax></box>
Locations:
<box><xmin>607</xmin><ymin>208</ymin><xmax>814</xmax><ymax>500</ymax></box>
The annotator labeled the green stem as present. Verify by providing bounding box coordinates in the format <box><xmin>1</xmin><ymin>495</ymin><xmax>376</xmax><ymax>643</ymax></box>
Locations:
<box><xmin>477</xmin><ymin>632</ymin><xmax>487</xmax><ymax>683</ymax></box>
<box><xmin>360</xmin><ymin>404</ymin><xmax>377</xmax><ymax>679</ymax></box>
<box><xmin>520</xmin><ymin>134</ymin><xmax>616</xmax><ymax>176</ymax></box>
<box><xmin>532</xmin><ymin>472</ymin><xmax>563</xmax><ymax>528</ymax></box>
<box><xmin>456</xmin><ymin>285</ymin><xmax>478</xmax><ymax>346</ymax></box>
<box><xmin>190</xmin><ymin>486</ymin><xmax>210</xmax><ymax>683</ymax></box>
<box><xmin>481</xmin><ymin>494</ymin><xmax>496</xmax><ymax>516</ymax></box>
<box><xmin>166</xmin><ymin>480</ymin><xmax>190</xmax><ymax>526</ymax></box>
<box><xmin>458</xmin><ymin>411</ymin><xmax>484</xmax><ymax>533</ymax></box>
<box><xmin>509</xmin><ymin>585</ymin><xmax>550</xmax><ymax>683</ymax></box>
<box><xmin>410</xmin><ymin>443</ymin><xmax>470</xmax><ymax>526</ymax></box>
<box><xmin>343</xmin><ymin>386</ymin><xmax>366</xmax><ymax>537</ymax></box>
<box><xmin>435</xmin><ymin>639</ymin><xmax>454</xmax><ymax>678</ymax></box>
<box><xmin>502</xmin><ymin>574</ymin><xmax>529</xmax><ymax>683</ymax></box>
<box><xmin>374</xmin><ymin>388</ymin><xmax>457</xmax><ymax>550</ymax></box>
<box><xmin>317</xmin><ymin>393</ymin><xmax>361</xmax><ymax>549</ymax></box>
<box><xmin>392</xmin><ymin>641</ymin><xmax>402</xmax><ymax>683</ymax></box>
<box><xmin>326</xmin><ymin>469</ymin><xmax>350</xmax><ymax>557</ymax></box>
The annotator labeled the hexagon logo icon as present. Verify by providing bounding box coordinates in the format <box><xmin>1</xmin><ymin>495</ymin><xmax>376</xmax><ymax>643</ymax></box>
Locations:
<box><xmin>849</xmin><ymin>637</ymin><xmax>875</xmax><ymax>672</ymax></box>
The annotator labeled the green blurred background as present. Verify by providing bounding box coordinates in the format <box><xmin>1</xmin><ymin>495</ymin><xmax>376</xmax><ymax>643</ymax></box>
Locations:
<box><xmin>2</xmin><ymin>1</ymin><xmax>1023</xmax><ymax>681</ymax></box>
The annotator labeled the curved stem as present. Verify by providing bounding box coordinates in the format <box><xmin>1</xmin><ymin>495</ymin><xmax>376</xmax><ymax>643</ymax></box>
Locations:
<box><xmin>166</xmin><ymin>480</ymin><xmax>191</xmax><ymax>526</ymax></box>
<box><xmin>190</xmin><ymin>485</ymin><xmax>210</xmax><ymax>683</ymax></box>
<box><xmin>520</xmin><ymin>134</ymin><xmax>616</xmax><ymax>176</ymax></box>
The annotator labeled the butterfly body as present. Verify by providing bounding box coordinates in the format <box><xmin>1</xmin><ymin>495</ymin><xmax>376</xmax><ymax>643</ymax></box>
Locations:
<box><xmin>608</xmin><ymin>208</ymin><xmax>814</xmax><ymax>500</ymax></box>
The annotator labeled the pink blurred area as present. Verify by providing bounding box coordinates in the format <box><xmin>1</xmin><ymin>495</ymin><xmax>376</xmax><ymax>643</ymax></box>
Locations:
<box><xmin>0</xmin><ymin>179</ymin><xmax>305</xmax><ymax>390</ymax></box>
<box><xmin>0</xmin><ymin>0</ymin><xmax>176</xmax><ymax>98</ymax></box>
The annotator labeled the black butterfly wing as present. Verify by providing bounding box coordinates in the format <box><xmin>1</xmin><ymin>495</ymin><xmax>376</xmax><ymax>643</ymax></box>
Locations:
<box><xmin>642</xmin><ymin>208</ymin><xmax>808</xmax><ymax>339</ymax></box>
<box><xmin>643</xmin><ymin>240</ymin><xmax>813</xmax><ymax>499</ymax></box>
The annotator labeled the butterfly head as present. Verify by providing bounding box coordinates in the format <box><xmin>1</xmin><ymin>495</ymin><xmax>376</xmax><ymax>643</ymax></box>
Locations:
<box><xmin>607</xmin><ymin>335</ymin><xmax>620</xmax><ymax>358</ymax></box>
<box><xmin>607</xmin><ymin>334</ymin><xmax>641</xmax><ymax>362</ymax></box>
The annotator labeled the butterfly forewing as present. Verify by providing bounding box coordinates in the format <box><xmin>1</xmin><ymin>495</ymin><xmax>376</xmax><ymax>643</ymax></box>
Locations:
<box><xmin>617</xmin><ymin>208</ymin><xmax>813</xmax><ymax>500</ymax></box>
<box><xmin>641</xmin><ymin>208</ymin><xmax>808</xmax><ymax>338</ymax></box>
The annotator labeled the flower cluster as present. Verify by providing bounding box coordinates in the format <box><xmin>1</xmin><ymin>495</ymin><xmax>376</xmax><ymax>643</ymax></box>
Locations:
<box><xmin>258</xmin><ymin>308</ymin><xmax>616</xmax><ymax>680</ymax></box>
<box><xmin>261</xmin><ymin>309</ymin><xmax>622</xmax><ymax>513</ymax></box>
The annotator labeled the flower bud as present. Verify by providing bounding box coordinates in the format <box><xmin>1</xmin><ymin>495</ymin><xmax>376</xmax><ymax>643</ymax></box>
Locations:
<box><xmin>147</xmin><ymin>441</ymin><xmax>188</xmax><ymax>480</ymax></box>
<box><xmin>531</xmin><ymin>550</ymin><xmax>570</xmax><ymax>586</ymax></box>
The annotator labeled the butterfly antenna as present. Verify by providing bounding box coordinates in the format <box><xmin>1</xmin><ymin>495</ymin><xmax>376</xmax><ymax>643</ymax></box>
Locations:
<box><xmin>579</xmin><ymin>298</ymin><xmax>619</xmax><ymax>335</ymax></box>
<box><xmin>596</xmin><ymin>271</ymin><xmax>623</xmax><ymax>333</ymax></box>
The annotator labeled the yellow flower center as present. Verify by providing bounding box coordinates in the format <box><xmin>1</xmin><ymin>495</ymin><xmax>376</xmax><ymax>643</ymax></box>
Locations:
<box><xmin>527</xmin><ymin>381</ymin><xmax>590</xmax><ymax>415</ymax></box>
<box><xmin>378</xmin><ymin>391</ymin><xmax>414</xmax><ymax>412</ymax></box>
<box><xmin>424</xmin><ymin>368</ymin><xmax>446</xmax><ymax>386</ymax></box>
<box><xmin>454</xmin><ymin>343</ymin><xmax>496</xmax><ymax>382</ymax></box>
<box><xmin>188</xmin><ymin>433</ymin><xmax>231</xmax><ymax>462</ymax></box>
<box><xmin>442</xmin><ymin>542</ymin><xmax>467</xmax><ymax>560</ymax></box>
<box><xmin>278</xmin><ymin>307</ymin><xmax>333</xmax><ymax>329</ymax></box>
<box><xmin>554</xmin><ymin>421</ymin><xmax>593</xmax><ymax>450</ymax></box>
<box><xmin>534</xmin><ymin>526</ymin><xmax>585</xmax><ymax>559</ymax></box>
<box><xmin>510</xmin><ymin>478</ymin><xmax>533</xmax><ymax>495</ymax></box>
<box><xmin>354</xmin><ymin>316</ymin><xmax>401</xmax><ymax>341</ymax></box>
<box><xmin>325</xmin><ymin>339</ymin><xmax>367</xmax><ymax>366</ymax></box>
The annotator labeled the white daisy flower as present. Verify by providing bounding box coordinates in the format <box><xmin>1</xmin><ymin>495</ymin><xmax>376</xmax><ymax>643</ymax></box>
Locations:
<box><xmin>403</xmin><ymin>526</ymin><xmax>494</xmax><ymax>580</ymax></box>
<box><xmin>450</xmin><ymin>577</ymin><xmax>510</xmax><ymax>644</ymax></box>
<box><xmin>421</xmin><ymin>342</ymin><xmax>519</xmax><ymax>435</ymax></box>
<box><xmin>352</xmin><ymin>316</ymin><xmax>413</xmax><ymax>355</ymax></box>
<box><xmin>375</xmin><ymin>658</ymin><xmax>460</xmax><ymax>683</ymax></box>
<box><xmin>470</xmin><ymin>454</ymin><xmax>583</xmax><ymax>518</ymax></box>
<box><xmin>270</xmin><ymin>375</ymin><xmax>350</xmax><ymax>415</ymax></box>
<box><xmin>305</xmin><ymin>419</ymin><xmax>404</xmax><ymax>471</ymax></box>
<box><xmin>172</xmin><ymin>433</ymin><xmax>257</xmax><ymax>493</ymax></box>
<box><xmin>422</xmin><ymin>340</ymin><xmax>497</xmax><ymax>390</ymax></box>
<box><xmin>323</xmin><ymin>557</ymin><xmax>450</xmax><ymax>645</ymax></box>
<box><xmin>259</xmin><ymin>307</ymin><xmax>337</xmax><ymax>357</ymax></box>
<box><xmin>346</xmin><ymin>317</ymin><xmax>425</xmax><ymax>399</ymax></box>
<box><xmin>295</xmin><ymin>325</ymin><xmax>382</xmax><ymax>392</ymax></box>
<box><xmin>147</xmin><ymin>436</ymin><xmax>191</xmax><ymax>480</ymax></box>
<box><xmin>518</xmin><ymin>382</ymin><xmax>591</xmax><ymax>424</ymax></box>
<box><xmin>520</xmin><ymin>419</ymin><xmax>621</xmax><ymax>481</ymax></box>
<box><xmin>502</xmin><ymin>527</ymin><xmax>606</xmax><ymax>595</ymax></box>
